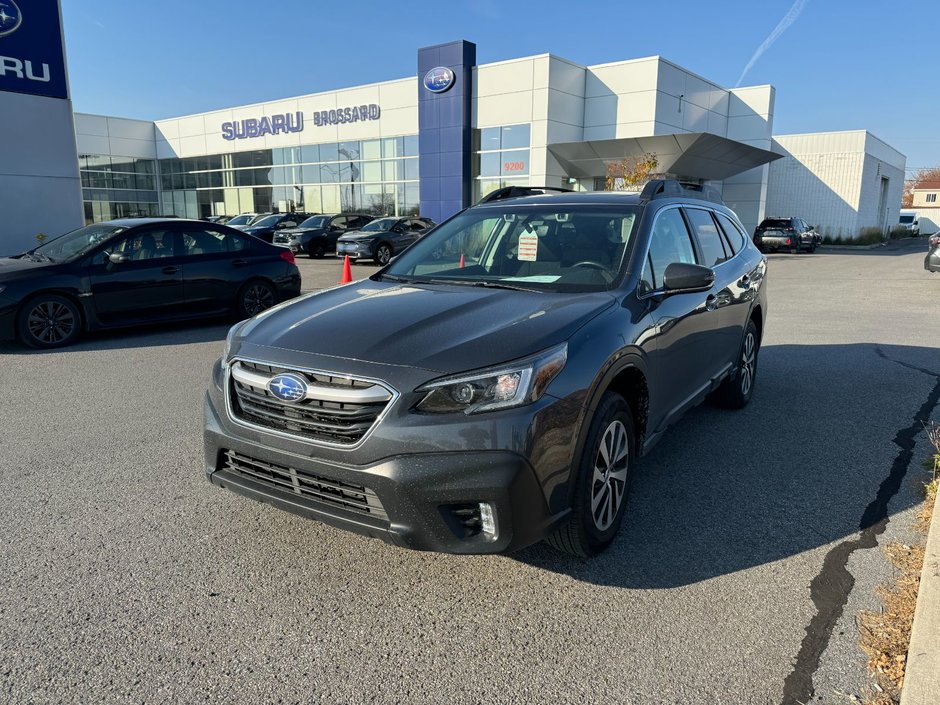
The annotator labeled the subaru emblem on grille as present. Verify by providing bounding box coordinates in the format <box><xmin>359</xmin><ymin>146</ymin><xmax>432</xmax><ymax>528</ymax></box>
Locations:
<box><xmin>267</xmin><ymin>373</ymin><xmax>308</xmax><ymax>402</ymax></box>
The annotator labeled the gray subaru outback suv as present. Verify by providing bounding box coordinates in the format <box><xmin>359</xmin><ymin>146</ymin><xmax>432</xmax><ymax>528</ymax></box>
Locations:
<box><xmin>204</xmin><ymin>180</ymin><xmax>767</xmax><ymax>557</ymax></box>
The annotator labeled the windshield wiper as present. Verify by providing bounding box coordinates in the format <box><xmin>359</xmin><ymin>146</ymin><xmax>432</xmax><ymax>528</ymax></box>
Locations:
<box><xmin>415</xmin><ymin>278</ymin><xmax>542</xmax><ymax>293</ymax></box>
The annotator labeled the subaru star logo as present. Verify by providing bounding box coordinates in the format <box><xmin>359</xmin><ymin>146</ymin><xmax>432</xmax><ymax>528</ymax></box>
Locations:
<box><xmin>267</xmin><ymin>373</ymin><xmax>308</xmax><ymax>403</ymax></box>
<box><xmin>0</xmin><ymin>0</ymin><xmax>21</xmax><ymax>37</ymax></box>
<box><xmin>423</xmin><ymin>66</ymin><xmax>455</xmax><ymax>94</ymax></box>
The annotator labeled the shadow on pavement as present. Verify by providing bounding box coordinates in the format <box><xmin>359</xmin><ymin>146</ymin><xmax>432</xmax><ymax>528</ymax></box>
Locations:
<box><xmin>514</xmin><ymin>342</ymin><xmax>940</xmax><ymax>588</ymax></box>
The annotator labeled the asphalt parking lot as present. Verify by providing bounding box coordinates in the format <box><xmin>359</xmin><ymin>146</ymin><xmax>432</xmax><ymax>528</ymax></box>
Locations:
<box><xmin>2</xmin><ymin>240</ymin><xmax>938</xmax><ymax>704</ymax></box>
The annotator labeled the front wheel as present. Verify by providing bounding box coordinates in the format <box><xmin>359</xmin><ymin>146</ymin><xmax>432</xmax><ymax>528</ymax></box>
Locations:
<box><xmin>714</xmin><ymin>318</ymin><xmax>760</xmax><ymax>409</ymax></box>
<box><xmin>374</xmin><ymin>243</ymin><xmax>392</xmax><ymax>266</ymax></box>
<box><xmin>17</xmin><ymin>294</ymin><xmax>82</xmax><ymax>349</ymax></box>
<box><xmin>306</xmin><ymin>242</ymin><xmax>325</xmax><ymax>258</ymax></box>
<box><xmin>546</xmin><ymin>392</ymin><xmax>634</xmax><ymax>557</ymax></box>
<box><xmin>237</xmin><ymin>280</ymin><xmax>277</xmax><ymax>319</ymax></box>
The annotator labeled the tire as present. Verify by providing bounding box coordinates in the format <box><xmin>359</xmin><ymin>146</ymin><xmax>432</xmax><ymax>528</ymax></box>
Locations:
<box><xmin>374</xmin><ymin>243</ymin><xmax>392</xmax><ymax>266</ymax></box>
<box><xmin>546</xmin><ymin>393</ymin><xmax>634</xmax><ymax>557</ymax></box>
<box><xmin>17</xmin><ymin>294</ymin><xmax>82</xmax><ymax>349</ymax></box>
<box><xmin>714</xmin><ymin>318</ymin><xmax>760</xmax><ymax>409</ymax></box>
<box><xmin>237</xmin><ymin>280</ymin><xmax>277</xmax><ymax>319</ymax></box>
<box><xmin>307</xmin><ymin>242</ymin><xmax>325</xmax><ymax>259</ymax></box>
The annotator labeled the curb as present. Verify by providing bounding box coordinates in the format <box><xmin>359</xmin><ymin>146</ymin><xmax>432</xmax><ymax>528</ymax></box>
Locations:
<box><xmin>900</xmin><ymin>493</ymin><xmax>940</xmax><ymax>705</ymax></box>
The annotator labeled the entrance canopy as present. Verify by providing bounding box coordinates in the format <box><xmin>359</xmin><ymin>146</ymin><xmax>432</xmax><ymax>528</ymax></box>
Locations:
<box><xmin>548</xmin><ymin>133</ymin><xmax>782</xmax><ymax>181</ymax></box>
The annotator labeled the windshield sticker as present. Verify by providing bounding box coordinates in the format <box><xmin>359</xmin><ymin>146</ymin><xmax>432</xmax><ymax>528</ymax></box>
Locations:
<box><xmin>518</xmin><ymin>232</ymin><xmax>538</xmax><ymax>261</ymax></box>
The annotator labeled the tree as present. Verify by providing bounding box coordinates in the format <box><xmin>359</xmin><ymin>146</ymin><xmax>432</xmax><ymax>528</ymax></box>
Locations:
<box><xmin>902</xmin><ymin>166</ymin><xmax>940</xmax><ymax>207</ymax></box>
<box><xmin>605</xmin><ymin>153</ymin><xmax>660</xmax><ymax>191</ymax></box>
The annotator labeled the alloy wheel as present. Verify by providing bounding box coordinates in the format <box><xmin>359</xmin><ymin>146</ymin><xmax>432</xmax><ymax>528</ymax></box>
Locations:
<box><xmin>740</xmin><ymin>331</ymin><xmax>756</xmax><ymax>397</ymax></box>
<box><xmin>242</xmin><ymin>283</ymin><xmax>275</xmax><ymax>316</ymax></box>
<box><xmin>376</xmin><ymin>245</ymin><xmax>391</xmax><ymax>265</ymax></box>
<box><xmin>590</xmin><ymin>419</ymin><xmax>630</xmax><ymax>532</ymax></box>
<box><xmin>26</xmin><ymin>300</ymin><xmax>77</xmax><ymax>345</ymax></box>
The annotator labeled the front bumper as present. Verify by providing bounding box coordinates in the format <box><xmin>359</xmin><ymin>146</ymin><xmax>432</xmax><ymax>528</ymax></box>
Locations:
<box><xmin>335</xmin><ymin>241</ymin><xmax>374</xmax><ymax>260</ymax></box>
<box><xmin>204</xmin><ymin>386</ymin><xmax>562</xmax><ymax>554</ymax></box>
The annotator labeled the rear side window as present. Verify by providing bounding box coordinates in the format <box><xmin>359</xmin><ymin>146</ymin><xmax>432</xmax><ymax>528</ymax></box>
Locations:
<box><xmin>644</xmin><ymin>208</ymin><xmax>698</xmax><ymax>290</ymax></box>
<box><xmin>684</xmin><ymin>208</ymin><xmax>727</xmax><ymax>266</ymax></box>
<box><xmin>715</xmin><ymin>212</ymin><xmax>746</xmax><ymax>255</ymax></box>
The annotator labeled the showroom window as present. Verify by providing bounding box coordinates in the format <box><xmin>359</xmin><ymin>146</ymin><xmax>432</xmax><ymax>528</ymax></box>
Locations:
<box><xmin>79</xmin><ymin>154</ymin><xmax>159</xmax><ymax>224</ymax></box>
<box><xmin>152</xmin><ymin>136</ymin><xmax>421</xmax><ymax>220</ymax></box>
<box><xmin>473</xmin><ymin>124</ymin><xmax>531</xmax><ymax>201</ymax></box>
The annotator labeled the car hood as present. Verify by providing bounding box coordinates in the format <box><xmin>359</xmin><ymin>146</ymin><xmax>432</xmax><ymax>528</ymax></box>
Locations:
<box><xmin>0</xmin><ymin>256</ymin><xmax>57</xmax><ymax>279</ymax></box>
<box><xmin>337</xmin><ymin>229</ymin><xmax>384</xmax><ymax>242</ymax></box>
<box><xmin>280</xmin><ymin>227</ymin><xmax>326</xmax><ymax>238</ymax></box>
<box><xmin>235</xmin><ymin>279</ymin><xmax>617</xmax><ymax>374</ymax></box>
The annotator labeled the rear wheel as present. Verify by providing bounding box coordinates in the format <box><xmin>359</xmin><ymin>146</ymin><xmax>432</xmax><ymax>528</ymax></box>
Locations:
<box><xmin>546</xmin><ymin>393</ymin><xmax>634</xmax><ymax>557</ymax></box>
<box><xmin>714</xmin><ymin>318</ymin><xmax>759</xmax><ymax>409</ymax></box>
<box><xmin>17</xmin><ymin>294</ymin><xmax>82</xmax><ymax>349</ymax></box>
<box><xmin>237</xmin><ymin>280</ymin><xmax>276</xmax><ymax>319</ymax></box>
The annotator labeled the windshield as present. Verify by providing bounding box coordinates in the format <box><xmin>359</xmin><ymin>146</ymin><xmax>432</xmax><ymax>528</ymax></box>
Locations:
<box><xmin>899</xmin><ymin>215</ymin><xmax>915</xmax><ymax>224</ymax></box>
<box><xmin>227</xmin><ymin>215</ymin><xmax>253</xmax><ymax>226</ymax></box>
<box><xmin>299</xmin><ymin>215</ymin><xmax>330</xmax><ymax>229</ymax></box>
<box><xmin>250</xmin><ymin>214</ymin><xmax>282</xmax><ymax>228</ymax></box>
<box><xmin>382</xmin><ymin>204</ymin><xmax>640</xmax><ymax>293</ymax></box>
<box><xmin>361</xmin><ymin>218</ymin><xmax>398</xmax><ymax>232</ymax></box>
<box><xmin>30</xmin><ymin>224</ymin><xmax>126</xmax><ymax>262</ymax></box>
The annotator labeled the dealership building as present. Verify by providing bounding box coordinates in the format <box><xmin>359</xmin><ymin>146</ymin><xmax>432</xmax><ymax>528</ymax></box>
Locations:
<box><xmin>2</xmin><ymin>4</ymin><xmax>906</xmax><ymax>255</ymax></box>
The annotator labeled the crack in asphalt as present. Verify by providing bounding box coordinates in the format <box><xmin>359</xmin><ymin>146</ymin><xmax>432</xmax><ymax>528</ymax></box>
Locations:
<box><xmin>780</xmin><ymin>349</ymin><xmax>940</xmax><ymax>705</ymax></box>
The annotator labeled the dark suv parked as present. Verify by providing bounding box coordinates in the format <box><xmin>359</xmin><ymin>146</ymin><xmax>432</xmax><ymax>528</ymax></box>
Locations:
<box><xmin>274</xmin><ymin>214</ymin><xmax>373</xmax><ymax>257</ymax></box>
<box><xmin>204</xmin><ymin>181</ymin><xmax>767</xmax><ymax>556</ymax></box>
<box><xmin>241</xmin><ymin>213</ymin><xmax>313</xmax><ymax>244</ymax></box>
<box><xmin>754</xmin><ymin>217</ymin><xmax>820</xmax><ymax>253</ymax></box>
<box><xmin>336</xmin><ymin>216</ymin><xmax>436</xmax><ymax>265</ymax></box>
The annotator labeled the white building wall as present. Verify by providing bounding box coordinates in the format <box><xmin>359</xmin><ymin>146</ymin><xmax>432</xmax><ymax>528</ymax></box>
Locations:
<box><xmin>722</xmin><ymin>86</ymin><xmax>775</xmax><ymax>235</ymax></box>
<box><xmin>767</xmin><ymin>131</ymin><xmax>906</xmax><ymax>239</ymax></box>
<box><xmin>74</xmin><ymin>114</ymin><xmax>157</xmax><ymax>159</ymax></box>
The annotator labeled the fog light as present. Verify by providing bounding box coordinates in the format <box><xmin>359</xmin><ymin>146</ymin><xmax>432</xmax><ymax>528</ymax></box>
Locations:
<box><xmin>478</xmin><ymin>502</ymin><xmax>496</xmax><ymax>537</ymax></box>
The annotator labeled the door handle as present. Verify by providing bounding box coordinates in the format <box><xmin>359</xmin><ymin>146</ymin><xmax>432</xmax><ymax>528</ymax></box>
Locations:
<box><xmin>705</xmin><ymin>294</ymin><xmax>718</xmax><ymax>311</ymax></box>
<box><xmin>162</xmin><ymin>266</ymin><xmax>179</xmax><ymax>275</ymax></box>
<box><xmin>231</xmin><ymin>259</ymin><xmax>248</xmax><ymax>266</ymax></box>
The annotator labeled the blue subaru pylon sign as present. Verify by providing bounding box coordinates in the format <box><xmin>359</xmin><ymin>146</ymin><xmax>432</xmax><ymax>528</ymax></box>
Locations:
<box><xmin>0</xmin><ymin>0</ymin><xmax>68</xmax><ymax>99</ymax></box>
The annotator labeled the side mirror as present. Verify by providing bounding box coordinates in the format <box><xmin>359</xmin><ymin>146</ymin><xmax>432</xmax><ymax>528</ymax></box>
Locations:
<box><xmin>663</xmin><ymin>262</ymin><xmax>715</xmax><ymax>293</ymax></box>
<box><xmin>108</xmin><ymin>252</ymin><xmax>129</xmax><ymax>264</ymax></box>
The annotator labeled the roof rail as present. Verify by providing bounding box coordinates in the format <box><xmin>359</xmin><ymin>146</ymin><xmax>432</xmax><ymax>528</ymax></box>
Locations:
<box><xmin>477</xmin><ymin>185</ymin><xmax>573</xmax><ymax>204</ymax></box>
<box><xmin>639</xmin><ymin>179</ymin><xmax>724</xmax><ymax>205</ymax></box>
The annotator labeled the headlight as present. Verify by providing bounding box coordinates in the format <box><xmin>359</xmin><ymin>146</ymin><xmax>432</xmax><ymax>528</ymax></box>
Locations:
<box><xmin>221</xmin><ymin>321</ymin><xmax>245</xmax><ymax>368</ymax></box>
<box><xmin>415</xmin><ymin>343</ymin><xmax>567</xmax><ymax>414</ymax></box>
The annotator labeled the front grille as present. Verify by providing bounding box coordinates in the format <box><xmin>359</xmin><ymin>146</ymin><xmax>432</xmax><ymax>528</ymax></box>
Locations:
<box><xmin>228</xmin><ymin>360</ymin><xmax>395</xmax><ymax>446</ymax></box>
<box><xmin>220</xmin><ymin>449</ymin><xmax>387</xmax><ymax>519</ymax></box>
<box><xmin>273</xmin><ymin>233</ymin><xmax>292</xmax><ymax>244</ymax></box>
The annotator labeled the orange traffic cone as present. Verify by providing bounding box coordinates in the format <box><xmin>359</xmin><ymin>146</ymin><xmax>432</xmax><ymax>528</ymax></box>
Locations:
<box><xmin>339</xmin><ymin>255</ymin><xmax>352</xmax><ymax>284</ymax></box>
<box><xmin>459</xmin><ymin>253</ymin><xmax>465</xmax><ymax>268</ymax></box>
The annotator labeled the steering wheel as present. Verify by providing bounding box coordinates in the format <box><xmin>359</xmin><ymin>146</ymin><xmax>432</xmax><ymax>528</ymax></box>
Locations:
<box><xmin>571</xmin><ymin>260</ymin><xmax>613</xmax><ymax>283</ymax></box>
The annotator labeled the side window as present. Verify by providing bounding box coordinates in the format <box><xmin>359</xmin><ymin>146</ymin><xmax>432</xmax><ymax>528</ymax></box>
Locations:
<box><xmin>353</xmin><ymin>216</ymin><xmax>371</xmax><ymax>229</ymax></box>
<box><xmin>330</xmin><ymin>216</ymin><xmax>348</xmax><ymax>230</ymax></box>
<box><xmin>182</xmin><ymin>228</ymin><xmax>227</xmax><ymax>256</ymax></box>
<box><xmin>645</xmin><ymin>208</ymin><xmax>698</xmax><ymax>290</ymax></box>
<box><xmin>115</xmin><ymin>230</ymin><xmax>176</xmax><ymax>261</ymax></box>
<box><xmin>280</xmin><ymin>216</ymin><xmax>299</xmax><ymax>228</ymax></box>
<box><xmin>714</xmin><ymin>212</ymin><xmax>746</xmax><ymax>256</ymax></box>
<box><xmin>684</xmin><ymin>208</ymin><xmax>728</xmax><ymax>267</ymax></box>
<box><xmin>228</xmin><ymin>232</ymin><xmax>251</xmax><ymax>252</ymax></box>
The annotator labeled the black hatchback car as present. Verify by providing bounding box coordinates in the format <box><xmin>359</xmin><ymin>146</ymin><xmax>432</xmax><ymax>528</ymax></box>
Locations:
<box><xmin>336</xmin><ymin>216</ymin><xmax>436</xmax><ymax>265</ymax></box>
<box><xmin>204</xmin><ymin>181</ymin><xmax>767</xmax><ymax>557</ymax></box>
<box><xmin>0</xmin><ymin>218</ymin><xmax>301</xmax><ymax>348</ymax></box>
<box><xmin>754</xmin><ymin>217</ymin><xmax>820</xmax><ymax>253</ymax></box>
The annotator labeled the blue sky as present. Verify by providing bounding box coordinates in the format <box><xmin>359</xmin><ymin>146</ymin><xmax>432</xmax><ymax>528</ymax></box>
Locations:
<box><xmin>61</xmin><ymin>0</ymin><xmax>938</xmax><ymax>172</ymax></box>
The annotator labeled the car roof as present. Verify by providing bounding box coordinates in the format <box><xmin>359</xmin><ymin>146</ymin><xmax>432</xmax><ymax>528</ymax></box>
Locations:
<box><xmin>103</xmin><ymin>217</ymin><xmax>209</xmax><ymax>227</ymax></box>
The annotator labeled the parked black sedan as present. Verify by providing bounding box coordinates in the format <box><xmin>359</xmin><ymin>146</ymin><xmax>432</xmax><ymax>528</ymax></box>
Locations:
<box><xmin>239</xmin><ymin>213</ymin><xmax>313</xmax><ymax>244</ymax></box>
<box><xmin>336</xmin><ymin>216</ymin><xmax>436</xmax><ymax>265</ymax></box>
<box><xmin>0</xmin><ymin>218</ymin><xmax>301</xmax><ymax>348</ymax></box>
<box><xmin>274</xmin><ymin>213</ymin><xmax>374</xmax><ymax>257</ymax></box>
<box><xmin>926</xmin><ymin>234</ymin><xmax>940</xmax><ymax>273</ymax></box>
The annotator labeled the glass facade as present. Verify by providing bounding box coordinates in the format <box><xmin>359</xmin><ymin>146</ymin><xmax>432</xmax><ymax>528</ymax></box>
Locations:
<box><xmin>158</xmin><ymin>135</ymin><xmax>420</xmax><ymax>220</ymax></box>
<box><xmin>474</xmin><ymin>124</ymin><xmax>531</xmax><ymax>201</ymax></box>
<box><xmin>79</xmin><ymin>155</ymin><xmax>159</xmax><ymax>224</ymax></box>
